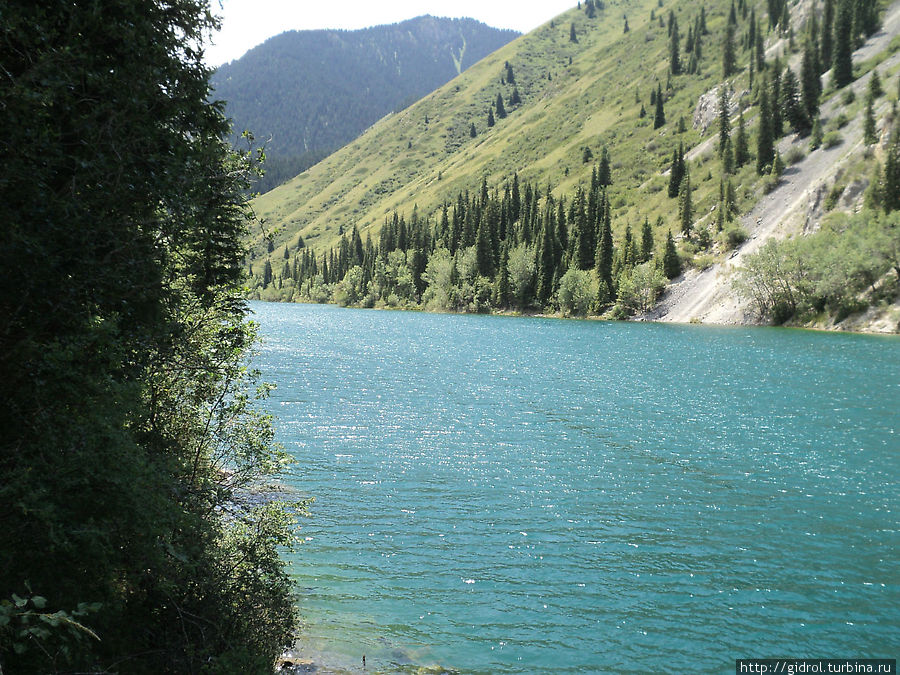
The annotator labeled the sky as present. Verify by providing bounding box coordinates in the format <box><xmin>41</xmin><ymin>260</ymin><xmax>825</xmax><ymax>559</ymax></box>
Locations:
<box><xmin>205</xmin><ymin>0</ymin><xmax>577</xmax><ymax>66</ymax></box>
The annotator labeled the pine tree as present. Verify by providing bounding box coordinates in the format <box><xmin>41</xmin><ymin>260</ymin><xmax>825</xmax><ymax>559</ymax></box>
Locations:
<box><xmin>487</xmin><ymin>108</ymin><xmax>495</xmax><ymax>127</ymax></box>
<box><xmin>801</xmin><ymin>39</ymin><xmax>821</xmax><ymax>121</ymax></box>
<box><xmin>536</xmin><ymin>221</ymin><xmax>556</xmax><ymax>304</ymax></box>
<box><xmin>832</xmin><ymin>0</ymin><xmax>854</xmax><ymax>88</ymax></box>
<box><xmin>470</xmin><ymin>123</ymin><xmax>477</xmax><ymax>138</ymax></box>
<box><xmin>663</xmin><ymin>230</ymin><xmax>682</xmax><ymax>278</ymax></box>
<box><xmin>668</xmin><ymin>142</ymin><xmax>685</xmax><ymax>197</ymax></box>
<box><xmin>734</xmin><ymin>109</ymin><xmax>749</xmax><ymax>168</ymax></box>
<box><xmin>654</xmin><ymin>83</ymin><xmax>666</xmax><ymax>129</ymax></box>
<box><xmin>669</xmin><ymin>15</ymin><xmax>681</xmax><ymax>75</ymax></box>
<box><xmin>782</xmin><ymin>67</ymin><xmax>810</xmax><ymax>135</ymax></box>
<box><xmin>595</xmin><ymin>206</ymin><xmax>614</xmax><ymax>291</ymax></box>
<box><xmin>641</xmin><ymin>217</ymin><xmax>654</xmax><ymax>261</ymax></box>
<box><xmin>718</xmin><ymin>86</ymin><xmax>731</xmax><ymax>157</ymax></box>
<box><xmin>570</xmin><ymin>23</ymin><xmax>578</xmax><ymax>42</ymax></box>
<box><xmin>506</xmin><ymin>62</ymin><xmax>516</xmax><ymax>85</ymax></box>
<box><xmin>723</xmin><ymin>23</ymin><xmax>737</xmax><ymax>78</ymax></box>
<box><xmin>678</xmin><ymin>170</ymin><xmax>693</xmax><ymax>237</ymax></box>
<box><xmin>496</xmin><ymin>93</ymin><xmax>507</xmax><ymax>119</ymax></box>
<box><xmin>884</xmin><ymin>129</ymin><xmax>900</xmax><ymax>212</ymax></box>
<box><xmin>493</xmin><ymin>244</ymin><xmax>510</xmax><ymax>308</ymax></box>
<box><xmin>863</xmin><ymin>92</ymin><xmax>877</xmax><ymax>145</ymax></box>
<box><xmin>756</xmin><ymin>75</ymin><xmax>775</xmax><ymax>174</ymax></box>
<box><xmin>624</xmin><ymin>16</ymin><xmax>630</xmax><ymax>32</ymax></box>
<box><xmin>821</xmin><ymin>0</ymin><xmax>835</xmax><ymax>71</ymax></box>
<box><xmin>597</xmin><ymin>146</ymin><xmax>612</xmax><ymax>186</ymax></box>
<box><xmin>510</xmin><ymin>87</ymin><xmax>522</xmax><ymax>106</ymax></box>
<box><xmin>475</xmin><ymin>212</ymin><xmax>495</xmax><ymax>277</ymax></box>
<box><xmin>869</xmin><ymin>68</ymin><xmax>883</xmax><ymax>98</ymax></box>
<box><xmin>771</xmin><ymin>58</ymin><xmax>784</xmax><ymax>137</ymax></box>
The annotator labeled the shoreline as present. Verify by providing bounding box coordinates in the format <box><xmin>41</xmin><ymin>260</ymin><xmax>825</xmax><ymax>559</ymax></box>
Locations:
<box><xmin>247</xmin><ymin>296</ymin><xmax>900</xmax><ymax>336</ymax></box>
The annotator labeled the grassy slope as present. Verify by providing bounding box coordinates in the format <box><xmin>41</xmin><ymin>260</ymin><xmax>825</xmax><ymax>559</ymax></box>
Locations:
<box><xmin>250</xmin><ymin>0</ymin><xmax>745</xmax><ymax>264</ymax></box>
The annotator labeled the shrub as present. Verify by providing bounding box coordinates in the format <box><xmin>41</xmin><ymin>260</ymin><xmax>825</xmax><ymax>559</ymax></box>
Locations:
<box><xmin>823</xmin><ymin>131</ymin><xmax>843</xmax><ymax>148</ymax></box>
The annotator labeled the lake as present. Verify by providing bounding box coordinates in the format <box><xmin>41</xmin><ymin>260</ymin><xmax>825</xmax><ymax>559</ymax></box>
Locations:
<box><xmin>250</xmin><ymin>301</ymin><xmax>899</xmax><ymax>673</ymax></box>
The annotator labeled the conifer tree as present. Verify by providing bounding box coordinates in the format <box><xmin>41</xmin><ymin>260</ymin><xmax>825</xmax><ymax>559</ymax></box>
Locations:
<box><xmin>723</xmin><ymin>23</ymin><xmax>737</xmax><ymax>78</ymax></box>
<box><xmin>678</xmin><ymin>170</ymin><xmax>693</xmax><ymax>237</ymax></box>
<box><xmin>832</xmin><ymin>0</ymin><xmax>854</xmax><ymax>88</ymax></box>
<box><xmin>755</xmin><ymin>22</ymin><xmax>766</xmax><ymax>74</ymax></box>
<box><xmin>654</xmin><ymin>83</ymin><xmax>666</xmax><ymax>129</ymax></box>
<box><xmin>570</xmin><ymin>23</ymin><xmax>578</xmax><ymax>42</ymax></box>
<box><xmin>669</xmin><ymin>15</ymin><xmax>681</xmax><ymax>75</ymax></box>
<box><xmin>470</xmin><ymin>123</ymin><xmax>477</xmax><ymax>138</ymax></box>
<box><xmin>884</xmin><ymin>129</ymin><xmax>900</xmax><ymax>212</ymax></box>
<box><xmin>821</xmin><ymin>0</ymin><xmax>835</xmax><ymax>71</ymax></box>
<box><xmin>756</xmin><ymin>75</ymin><xmax>775</xmax><ymax>174</ymax></box>
<box><xmin>735</xmin><ymin>108</ymin><xmax>749</xmax><ymax>167</ymax></box>
<box><xmin>510</xmin><ymin>87</ymin><xmax>522</xmax><ymax>106</ymax></box>
<box><xmin>668</xmin><ymin>142</ymin><xmax>685</xmax><ymax>197</ymax></box>
<box><xmin>641</xmin><ymin>217</ymin><xmax>654</xmax><ymax>262</ymax></box>
<box><xmin>595</xmin><ymin>207</ymin><xmax>614</xmax><ymax>298</ymax></box>
<box><xmin>781</xmin><ymin>67</ymin><xmax>810</xmax><ymax>135</ymax></box>
<box><xmin>506</xmin><ymin>62</ymin><xmax>516</xmax><ymax>85</ymax></box>
<box><xmin>771</xmin><ymin>60</ymin><xmax>783</xmax><ymax>138</ymax></box>
<box><xmin>801</xmin><ymin>39</ymin><xmax>821</xmax><ymax>121</ymax></box>
<box><xmin>597</xmin><ymin>146</ymin><xmax>612</xmax><ymax>186</ymax></box>
<box><xmin>494</xmin><ymin>244</ymin><xmax>510</xmax><ymax>307</ymax></box>
<box><xmin>496</xmin><ymin>93</ymin><xmax>507</xmax><ymax>119</ymax></box>
<box><xmin>863</xmin><ymin>92</ymin><xmax>877</xmax><ymax>145</ymax></box>
<box><xmin>487</xmin><ymin>108</ymin><xmax>495</xmax><ymax>127</ymax></box>
<box><xmin>475</xmin><ymin>213</ymin><xmax>495</xmax><ymax>278</ymax></box>
<box><xmin>536</xmin><ymin>221</ymin><xmax>556</xmax><ymax>304</ymax></box>
<box><xmin>869</xmin><ymin>68</ymin><xmax>883</xmax><ymax>98</ymax></box>
<box><xmin>663</xmin><ymin>230</ymin><xmax>682</xmax><ymax>278</ymax></box>
<box><xmin>718</xmin><ymin>86</ymin><xmax>731</xmax><ymax>157</ymax></box>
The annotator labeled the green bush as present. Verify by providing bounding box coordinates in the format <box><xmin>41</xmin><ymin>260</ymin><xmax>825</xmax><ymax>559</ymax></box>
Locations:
<box><xmin>823</xmin><ymin>131</ymin><xmax>844</xmax><ymax>148</ymax></box>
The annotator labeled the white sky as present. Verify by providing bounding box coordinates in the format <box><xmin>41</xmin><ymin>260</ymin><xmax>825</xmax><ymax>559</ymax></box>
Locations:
<box><xmin>205</xmin><ymin>0</ymin><xmax>577</xmax><ymax>66</ymax></box>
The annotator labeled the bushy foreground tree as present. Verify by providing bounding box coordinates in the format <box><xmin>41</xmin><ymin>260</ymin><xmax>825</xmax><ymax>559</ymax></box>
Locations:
<box><xmin>0</xmin><ymin>1</ymin><xmax>300</xmax><ymax>673</ymax></box>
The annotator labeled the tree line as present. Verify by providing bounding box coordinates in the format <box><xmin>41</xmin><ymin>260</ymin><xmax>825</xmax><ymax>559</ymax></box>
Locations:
<box><xmin>253</xmin><ymin>162</ymin><xmax>682</xmax><ymax>316</ymax></box>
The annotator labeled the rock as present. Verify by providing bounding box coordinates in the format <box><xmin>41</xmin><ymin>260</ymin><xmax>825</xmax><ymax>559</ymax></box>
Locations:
<box><xmin>692</xmin><ymin>85</ymin><xmax>746</xmax><ymax>136</ymax></box>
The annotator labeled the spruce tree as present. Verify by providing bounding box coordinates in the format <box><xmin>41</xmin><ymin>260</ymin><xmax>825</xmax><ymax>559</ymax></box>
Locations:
<box><xmin>663</xmin><ymin>230</ymin><xmax>682</xmax><ymax>278</ymax></box>
<box><xmin>654</xmin><ymin>83</ymin><xmax>666</xmax><ymax>129</ymax></box>
<box><xmin>669</xmin><ymin>15</ymin><xmax>681</xmax><ymax>75</ymax></box>
<box><xmin>494</xmin><ymin>244</ymin><xmax>510</xmax><ymax>308</ymax></box>
<box><xmin>801</xmin><ymin>39</ymin><xmax>821</xmax><ymax>121</ymax></box>
<box><xmin>496</xmin><ymin>93</ymin><xmax>507</xmax><ymax>119</ymax></box>
<box><xmin>821</xmin><ymin>0</ymin><xmax>835</xmax><ymax>71</ymax></box>
<box><xmin>735</xmin><ymin>109</ymin><xmax>750</xmax><ymax>167</ymax></box>
<box><xmin>668</xmin><ymin>143</ymin><xmax>685</xmax><ymax>197</ymax></box>
<box><xmin>869</xmin><ymin>68</ymin><xmax>883</xmax><ymax>98</ymax></box>
<box><xmin>863</xmin><ymin>92</ymin><xmax>877</xmax><ymax>145</ymax></box>
<box><xmin>832</xmin><ymin>0</ymin><xmax>854</xmax><ymax>88</ymax></box>
<box><xmin>756</xmin><ymin>75</ymin><xmax>775</xmax><ymax>174</ymax></box>
<box><xmin>475</xmin><ymin>212</ymin><xmax>495</xmax><ymax>278</ymax></box>
<box><xmin>781</xmin><ymin>67</ymin><xmax>810</xmax><ymax>135</ymax></box>
<box><xmin>570</xmin><ymin>23</ymin><xmax>578</xmax><ymax>42</ymax></box>
<box><xmin>470</xmin><ymin>123</ymin><xmax>477</xmax><ymax>138</ymax></box>
<box><xmin>595</xmin><ymin>207</ymin><xmax>614</xmax><ymax>292</ymax></box>
<box><xmin>487</xmin><ymin>108</ymin><xmax>495</xmax><ymax>127</ymax></box>
<box><xmin>723</xmin><ymin>23</ymin><xmax>737</xmax><ymax>78</ymax></box>
<box><xmin>771</xmin><ymin>60</ymin><xmax>783</xmax><ymax>138</ymax></box>
<box><xmin>597</xmin><ymin>146</ymin><xmax>612</xmax><ymax>186</ymax></box>
<box><xmin>678</xmin><ymin>170</ymin><xmax>693</xmax><ymax>237</ymax></box>
<box><xmin>718</xmin><ymin>86</ymin><xmax>731</xmax><ymax>157</ymax></box>
<box><xmin>536</xmin><ymin>221</ymin><xmax>556</xmax><ymax>304</ymax></box>
<box><xmin>641</xmin><ymin>217</ymin><xmax>654</xmax><ymax>262</ymax></box>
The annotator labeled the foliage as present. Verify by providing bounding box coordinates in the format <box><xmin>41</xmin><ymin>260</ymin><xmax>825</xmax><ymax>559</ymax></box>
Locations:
<box><xmin>734</xmin><ymin>210</ymin><xmax>900</xmax><ymax>323</ymax></box>
<box><xmin>0</xmin><ymin>1</ymin><xmax>299</xmax><ymax>672</ymax></box>
<box><xmin>557</xmin><ymin>268</ymin><xmax>597</xmax><ymax>315</ymax></box>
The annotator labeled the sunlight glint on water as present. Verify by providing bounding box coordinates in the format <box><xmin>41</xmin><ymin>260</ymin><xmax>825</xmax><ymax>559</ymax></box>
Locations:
<box><xmin>250</xmin><ymin>302</ymin><xmax>899</xmax><ymax>673</ymax></box>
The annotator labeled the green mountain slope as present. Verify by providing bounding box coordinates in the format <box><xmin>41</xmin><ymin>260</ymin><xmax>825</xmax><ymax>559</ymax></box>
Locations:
<box><xmin>212</xmin><ymin>16</ymin><xmax>518</xmax><ymax>192</ymax></box>
<box><xmin>251</xmin><ymin>0</ymin><xmax>718</xmax><ymax>253</ymax></box>
<box><xmin>248</xmin><ymin>0</ymin><xmax>898</xmax><ymax>329</ymax></box>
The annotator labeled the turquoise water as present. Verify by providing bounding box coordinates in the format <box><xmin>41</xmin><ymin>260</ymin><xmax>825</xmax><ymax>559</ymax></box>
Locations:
<box><xmin>250</xmin><ymin>302</ymin><xmax>899</xmax><ymax>673</ymax></box>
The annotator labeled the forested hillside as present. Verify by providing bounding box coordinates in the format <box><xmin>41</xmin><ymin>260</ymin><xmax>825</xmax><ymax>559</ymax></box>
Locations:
<box><xmin>247</xmin><ymin>0</ymin><xmax>898</xmax><ymax>330</ymax></box>
<box><xmin>212</xmin><ymin>16</ymin><xmax>518</xmax><ymax>192</ymax></box>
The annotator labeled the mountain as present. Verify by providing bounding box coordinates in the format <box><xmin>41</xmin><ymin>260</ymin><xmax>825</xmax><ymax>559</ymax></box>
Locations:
<box><xmin>212</xmin><ymin>16</ymin><xmax>519</xmax><ymax>192</ymax></box>
<box><xmin>248</xmin><ymin>0</ymin><xmax>899</xmax><ymax>332</ymax></box>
